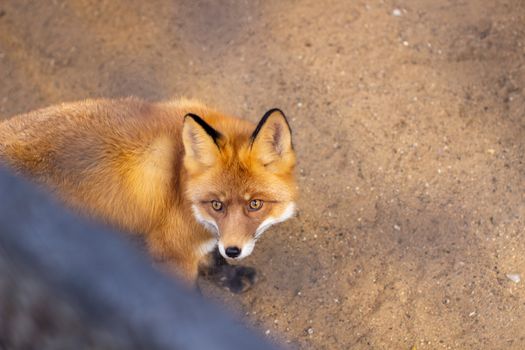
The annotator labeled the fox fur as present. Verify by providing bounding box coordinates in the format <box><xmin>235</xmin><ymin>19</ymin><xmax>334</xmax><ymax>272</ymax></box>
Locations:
<box><xmin>0</xmin><ymin>97</ymin><xmax>297</xmax><ymax>285</ymax></box>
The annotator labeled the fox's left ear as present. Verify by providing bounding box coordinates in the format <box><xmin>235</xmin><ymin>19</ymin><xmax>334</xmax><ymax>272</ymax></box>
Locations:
<box><xmin>250</xmin><ymin>109</ymin><xmax>295</xmax><ymax>172</ymax></box>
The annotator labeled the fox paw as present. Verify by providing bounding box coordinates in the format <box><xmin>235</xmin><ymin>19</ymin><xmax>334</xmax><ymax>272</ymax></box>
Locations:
<box><xmin>213</xmin><ymin>265</ymin><xmax>257</xmax><ymax>293</ymax></box>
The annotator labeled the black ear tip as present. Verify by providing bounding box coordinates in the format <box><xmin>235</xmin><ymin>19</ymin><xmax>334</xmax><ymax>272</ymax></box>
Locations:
<box><xmin>183</xmin><ymin>113</ymin><xmax>199</xmax><ymax>123</ymax></box>
<box><xmin>265</xmin><ymin>108</ymin><xmax>286</xmax><ymax>119</ymax></box>
<box><xmin>182</xmin><ymin>113</ymin><xmax>222</xmax><ymax>143</ymax></box>
<box><xmin>260</xmin><ymin>108</ymin><xmax>290</xmax><ymax>125</ymax></box>
<box><xmin>266</xmin><ymin>108</ymin><xmax>292</xmax><ymax>132</ymax></box>
<box><xmin>250</xmin><ymin>108</ymin><xmax>293</xmax><ymax>147</ymax></box>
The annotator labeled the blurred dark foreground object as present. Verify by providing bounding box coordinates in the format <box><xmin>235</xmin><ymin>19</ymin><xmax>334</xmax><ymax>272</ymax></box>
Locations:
<box><xmin>0</xmin><ymin>167</ymin><xmax>276</xmax><ymax>350</ymax></box>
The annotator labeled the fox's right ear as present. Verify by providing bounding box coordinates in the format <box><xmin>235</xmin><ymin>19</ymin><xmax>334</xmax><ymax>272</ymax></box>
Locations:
<box><xmin>182</xmin><ymin>113</ymin><xmax>222</xmax><ymax>170</ymax></box>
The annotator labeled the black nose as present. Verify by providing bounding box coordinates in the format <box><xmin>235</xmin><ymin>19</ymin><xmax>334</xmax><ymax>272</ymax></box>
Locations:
<box><xmin>225</xmin><ymin>246</ymin><xmax>241</xmax><ymax>258</ymax></box>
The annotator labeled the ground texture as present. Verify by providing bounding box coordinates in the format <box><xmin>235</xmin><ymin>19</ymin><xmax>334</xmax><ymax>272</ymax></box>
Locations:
<box><xmin>0</xmin><ymin>1</ymin><xmax>524</xmax><ymax>349</ymax></box>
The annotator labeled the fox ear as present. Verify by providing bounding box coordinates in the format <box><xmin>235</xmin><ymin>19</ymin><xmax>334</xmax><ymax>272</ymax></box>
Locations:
<box><xmin>250</xmin><ymin>109</ymin><xmax>295</xmax><ymax>171</ymax></box>
<box><xmin>182</xmin><ymin>113</ymin><xmax>222</xmax><ymax>169</ymax></box>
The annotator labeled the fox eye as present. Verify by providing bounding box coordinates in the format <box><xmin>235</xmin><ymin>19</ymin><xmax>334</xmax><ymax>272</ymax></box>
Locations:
<box><xmin>211</xmin><ymin>200</ymin><xmax>223</xmax><ymax>211</ymax></box>
<box><xmin>248</xmin><ymin>199</ymin><xmax>263</xmax><ymax>211</ymax></box>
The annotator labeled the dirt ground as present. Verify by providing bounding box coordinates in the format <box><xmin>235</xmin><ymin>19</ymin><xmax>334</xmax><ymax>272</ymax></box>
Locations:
<box><xmin>1</xmin><ymin>1</ymin><xmax>524</xmax><ymax>349</ymax></box>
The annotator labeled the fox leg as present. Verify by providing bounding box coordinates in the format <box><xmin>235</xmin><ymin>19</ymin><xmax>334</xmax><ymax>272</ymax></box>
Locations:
<box><xmin>145</xmin><ymin>216</ymin><xmax>208</xmax><ymax>288</ymax></box>
<box><xmin>147</xmin><ymin>243</ymin><xmax>201</xmax><ymax>288</ymax></box>
<box><xmin>198</xmin><ymin>248</ymin><xmax>257</xmax><ymax>294</ymax></box>
<box><xmin>159</xmin><ymin>254</ymin><xmax>202</xmax><ymax>286</ymax></box>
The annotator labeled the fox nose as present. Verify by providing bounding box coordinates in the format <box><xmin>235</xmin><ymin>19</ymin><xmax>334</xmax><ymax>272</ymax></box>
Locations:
<box><xmin>225</xmin><ymin>246</ymin><xmax>241</xmax><ymax>258</ymax></box>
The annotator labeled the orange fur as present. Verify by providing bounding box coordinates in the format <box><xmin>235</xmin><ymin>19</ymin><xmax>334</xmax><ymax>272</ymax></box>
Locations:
<box><xmin>0</xmin><ymin>98</ymin><xmax>297</xmax><ymax>284</ymax></box>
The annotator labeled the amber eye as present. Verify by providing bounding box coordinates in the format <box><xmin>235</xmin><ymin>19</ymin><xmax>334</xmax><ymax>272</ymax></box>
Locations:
<box><xmin>248</xmin><ymin>199</ymin><xmax>263</xmax><ymax>211</ymax></box>
<box><xmin>211</xmin><ymin>200</ymin><xmax>223</xmax><ymax>211</ymax></box>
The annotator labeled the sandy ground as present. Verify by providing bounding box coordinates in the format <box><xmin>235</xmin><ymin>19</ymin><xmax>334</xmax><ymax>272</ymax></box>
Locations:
<box><xmin>1</xmin><ymin>1</ymin><xmax>524</xmax><ymax>349</ymax></box>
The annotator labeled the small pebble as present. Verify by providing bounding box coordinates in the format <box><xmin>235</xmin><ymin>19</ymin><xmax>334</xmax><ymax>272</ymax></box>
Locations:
<box><xmin>265</xmin><ymin>329</ymin><xmax>271</xmax><ymax>335</ymax></box>
<box><xmin>306</xmin><ymin>327</ymin><xmax>314</xmax><ymax>335</ymax></box>
<box><xmin>394</xmin><ymin>224</ymin><xmax>401</xmax><ymax>231</ymax></box>
<box><xmin>506</xmin><ymin>273</ymin><xmax>521</xmax><ymax>283</ymax></box>
<box><xmin>392</xmin><ymin>8</ymin><xmax>402</xmax><ymax>16</ymax></box>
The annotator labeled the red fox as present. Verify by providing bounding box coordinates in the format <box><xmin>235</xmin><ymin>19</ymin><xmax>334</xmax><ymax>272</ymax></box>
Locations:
<box><xmin>0</xmin><ymin>98</ymin><xmax>297</xmax><ymax>292</ymax></box>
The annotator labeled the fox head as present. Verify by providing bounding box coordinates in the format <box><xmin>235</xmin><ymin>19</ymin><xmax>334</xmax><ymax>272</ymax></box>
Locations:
<box><xmin>182</xmin><ymin>108</ymin><xmax>297</xmax><ymax>260</ymax></box>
